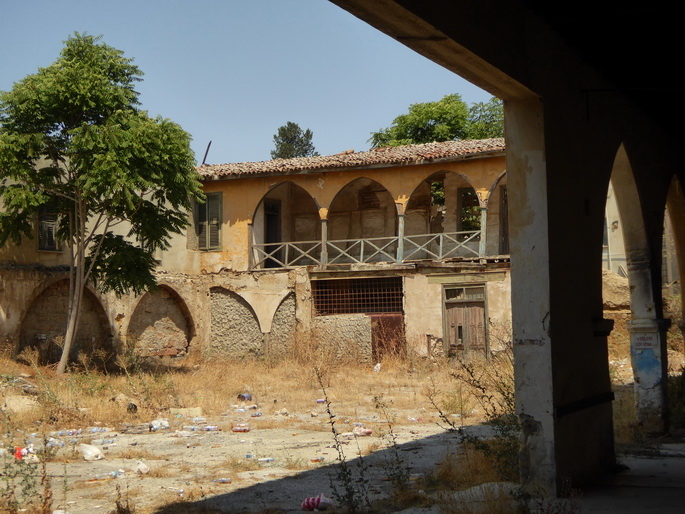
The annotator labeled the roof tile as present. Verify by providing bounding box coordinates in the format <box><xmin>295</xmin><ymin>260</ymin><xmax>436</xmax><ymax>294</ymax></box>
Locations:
<box><xmin>197</xmin><ymin>138</ymin><xmax>505</xmax><ymax>179</ymax></box>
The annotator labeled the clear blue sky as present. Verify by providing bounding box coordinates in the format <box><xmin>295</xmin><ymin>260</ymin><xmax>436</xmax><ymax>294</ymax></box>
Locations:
<box><xmin>1</xmin><ymin>0</ymin><xmax>492</xmax><ymax>165</ymax></box>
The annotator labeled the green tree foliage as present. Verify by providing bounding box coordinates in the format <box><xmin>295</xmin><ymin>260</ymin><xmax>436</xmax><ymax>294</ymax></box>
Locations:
<box><xmin>0</xmin><ymin>33</ymin><xmax>203</xmax><ymax>373</ymax></box>
<box><xmin>271</xmin><ymin>121</ymin><xmax>319</xmax><ymax>159</ymax></box>
<box><xmin>369</xmin><ymin>94</ymin><xmax>503</xmax><ymax>147</ymax></box>
<box><xmin>466</xmin><ymin>97</ymin><xmax>505</xmax><ymax>139</ymax></box>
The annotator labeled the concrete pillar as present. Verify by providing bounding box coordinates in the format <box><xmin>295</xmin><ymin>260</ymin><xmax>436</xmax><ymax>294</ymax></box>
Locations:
<box><xmin>628</xmin><ymin>318</ymin><xmax>670</xmax><ymax>433</ymax></box>
<box><xmin>505</xmin><ymin>97</ymin><xmax>557</xmax><ymax>495</ymax></box>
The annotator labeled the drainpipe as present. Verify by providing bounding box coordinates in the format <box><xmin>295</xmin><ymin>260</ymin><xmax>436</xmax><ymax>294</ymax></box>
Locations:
<box><xmin>397</xmin><ymin>213</ymin><xmax>405</xmax><ymax>263</ymax></box>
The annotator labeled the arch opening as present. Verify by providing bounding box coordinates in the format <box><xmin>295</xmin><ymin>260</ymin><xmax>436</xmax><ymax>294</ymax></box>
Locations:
<box><xmin>327</xmin><ymin>177</ymin><xmax>398</xmax><ymax>264</ymax></box>
<box><xmin>18</xmin><ymin>280</ymin><xmax>113</xmax><ymax>368</ymax></box>
<box><xmin>127</xmin><ymin>285</ymin><xmax>194</xmax><ymax>360</ymax></box>
<box><xmin>252</xmin><ymin>181</ymin><xmax>321</xmax><ymax>268</ymax></box>
<box><xmin>604</xmin><ymin>144</ymin><xmax>667</xmax><ymax>434</ymax></box>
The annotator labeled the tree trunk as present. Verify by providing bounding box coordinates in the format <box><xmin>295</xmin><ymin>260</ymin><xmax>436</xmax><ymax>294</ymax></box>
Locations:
<box><xmin>56</xmin><ymin>201</ymin><xmax>87</xmax><ymax>374</ymax></box>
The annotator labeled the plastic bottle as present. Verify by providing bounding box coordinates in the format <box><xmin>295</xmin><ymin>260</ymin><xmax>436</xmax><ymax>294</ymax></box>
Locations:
<box><xmin>258</xmin><ymin>457</ymin><xmax>275</xmax><ymax>462</ymax></box>
<box><xmin>213</xmin><ymin>477</ymin><xmax>231</xmax><ymax>484</ymax></box>
<box><xmin>231</xmin><ymin>423</ymin><xmax>250</xmax><ymax>433</ymax></box>
<box><xmin>192</xmin><ymin>417</ymin><xmax>207</xmax><ymax>424</ymax></box>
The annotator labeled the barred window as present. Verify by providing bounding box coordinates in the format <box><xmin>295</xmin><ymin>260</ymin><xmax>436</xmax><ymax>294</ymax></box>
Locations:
<box><xmin>312</xmin><ymin>277</ymin><xmax>403</xmax><ymax>316</ymax></box>
<box><xmin>38</xmin><ymin>202</ymin><xmax>59</xmax><ymax>251</ymax></box>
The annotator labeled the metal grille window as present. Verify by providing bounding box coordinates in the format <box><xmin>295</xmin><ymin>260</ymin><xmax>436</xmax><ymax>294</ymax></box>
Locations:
<box><xmin>312</xmin><ymin>277</ymin><xmax>403</xmax><ymax>315</ymax></box>
<box><xmin>197</xmin><ymin>192</ymin><xmax>222</xmax><ymax>250</ymax></box>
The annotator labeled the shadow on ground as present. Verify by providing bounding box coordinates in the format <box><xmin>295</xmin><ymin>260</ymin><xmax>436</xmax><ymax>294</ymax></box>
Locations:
<box><xmin>152</xmin><ymin>426</ymin><xmax>488</xmax><ymax>513</ymax></box>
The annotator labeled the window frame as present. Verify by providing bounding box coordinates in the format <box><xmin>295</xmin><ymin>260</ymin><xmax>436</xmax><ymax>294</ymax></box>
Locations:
<box><xmin>197</xmin><ymin>192</ymin><xmax>222</xmax><ymax>251</ymax></box>
<box><xmin>37</xmin><ymin>201</ymin><xmax>60</xmax><ymax>252</ymax></box>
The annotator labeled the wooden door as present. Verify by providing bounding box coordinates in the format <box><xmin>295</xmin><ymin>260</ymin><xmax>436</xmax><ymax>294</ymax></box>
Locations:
<box><xmin>445</xmin><ymin>301</ymin><xmax>486</xmax><ymax>356</ymax></box>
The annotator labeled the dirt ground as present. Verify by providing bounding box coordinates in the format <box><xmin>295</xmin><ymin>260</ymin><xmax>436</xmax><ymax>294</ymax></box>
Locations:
<box><xmin>12</xmin><ymin>398</ymin><xmax>480</xmax><ymax>513</ymax></box>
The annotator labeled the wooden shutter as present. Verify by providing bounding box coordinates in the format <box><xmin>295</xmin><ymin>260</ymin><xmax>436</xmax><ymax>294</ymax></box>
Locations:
<box><xmin>198</xmin><ymin>193</ymin><xmax>221</xmax><ymax>250</ymax></box>
<box><xmin>207</xmin><ymin>193</ymin><xmax>221</xmax><ymax>249</ymax></box>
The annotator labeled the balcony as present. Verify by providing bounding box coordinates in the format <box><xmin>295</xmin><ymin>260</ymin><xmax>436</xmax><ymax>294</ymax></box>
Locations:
<box><xmin>250</xmin><ymin>230</ymin><xmax>482</xmax><ymax>269</ymax></box>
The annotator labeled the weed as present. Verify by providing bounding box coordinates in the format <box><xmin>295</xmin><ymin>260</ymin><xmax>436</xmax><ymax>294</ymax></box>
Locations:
<box><xmin>110</xmin><ymin>483</ymin><xmax>137</xmax><ymax>513</ymax></box>
<box><xmin>316</xmin><ymin>368</ymin><xmax>372</xmax><ymax>513</ymax></box>
<box><xmin>373</xmin><ymin>396</ymin><xmax>410</xmax><ymax>495</ymax></box>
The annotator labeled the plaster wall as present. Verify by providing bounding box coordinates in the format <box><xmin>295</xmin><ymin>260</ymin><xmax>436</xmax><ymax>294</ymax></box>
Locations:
<box><xmin>403</xmin><ymin>274</ymin><xmax>444</xmax><ymax>355</ymax></box>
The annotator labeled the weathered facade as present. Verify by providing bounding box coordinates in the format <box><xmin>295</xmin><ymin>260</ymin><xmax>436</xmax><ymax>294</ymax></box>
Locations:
<box><xmin>0</xmin><ymin>139</ymin><xmax>513</xmax><ymax>364</ymax></box>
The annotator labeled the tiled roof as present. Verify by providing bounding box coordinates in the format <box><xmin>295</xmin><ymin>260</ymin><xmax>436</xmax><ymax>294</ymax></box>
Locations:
<box><xmin>197</xmin><ymin>138</ymin><xmax>505</xmax><ymax>179</ymax></box>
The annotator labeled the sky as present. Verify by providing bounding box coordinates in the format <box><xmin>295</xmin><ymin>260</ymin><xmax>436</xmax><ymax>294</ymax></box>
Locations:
<box><xmin>1</xmin><ymin>0</ymin><xmax>493</xmax><ymax>165</ymax></box>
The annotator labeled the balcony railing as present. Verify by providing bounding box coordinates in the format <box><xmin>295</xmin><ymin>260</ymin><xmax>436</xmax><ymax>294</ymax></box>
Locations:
<box><xmin>251</xmin><ymin>230</ymin><xmax>482</xmax><ymax>269</ymax></box>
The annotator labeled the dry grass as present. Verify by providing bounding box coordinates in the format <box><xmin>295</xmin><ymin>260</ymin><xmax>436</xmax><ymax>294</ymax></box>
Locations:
<box><xmin>434</xmin><ymin>447</ymin><xmax>503</xmax><ymax>491</ymax></box>
<box><xmin>0</xmin><ymin>348</ymin><xmax>462</xmax><ymax>432</ymax></box>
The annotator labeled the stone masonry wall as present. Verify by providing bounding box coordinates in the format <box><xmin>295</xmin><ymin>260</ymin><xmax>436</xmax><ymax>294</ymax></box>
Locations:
<box><xmin>208</xmin><ymin>287</ymin><xmax>263</xmax><ymax>357</ymax></box>
<box><xmin>311</xmin><ymin>314</ymin><xmax>372</xmax><ymax>362</ymax></box>
<box><xmin>19</xmin><ymin>280</ymin><xmax>111</xmax><ymax>363</ymax></box>
<box><xmin>264</xmin><ymin>293</ymin><xmax>296</xmax><ymax>360</ymax></box>
<box><xmin>127</xmin><ymin>287</ymin><xmax>191</xmax><ymax>357</ymax></box>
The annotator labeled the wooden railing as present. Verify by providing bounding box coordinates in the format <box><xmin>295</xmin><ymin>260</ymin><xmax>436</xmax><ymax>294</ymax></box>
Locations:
<box><xmin>251</xmin><ymin>231</ymin><xmax>481</xmax><ymax>269</ymax></box>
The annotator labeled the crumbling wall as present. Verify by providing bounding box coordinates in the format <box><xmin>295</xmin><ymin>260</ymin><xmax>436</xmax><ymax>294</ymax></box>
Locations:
<box><xmin>208</xmin><ymin>287</ymin><xmax>263</xmax><ymax>357</ymax></box>
<box><xmin>264</xmin><ymin>293</ymin><xmax>296</xmax><ymax>360</ymax></box>
<box><xmin>311</xmin><ymin>314</ymin><xmax>372</xmax><ymax>362</ymax></box>
<box><xmin>486</xmin><ymin>273</ymin><xmax>512</xmax><ymax>352</ymax></box>
<box><xmin>19</xmin><ymin>280</ymin><xmax>111</xmax><ymax>363</ymax></box>
<box><xmin>403</xmin><ymin>274</ymin><xmax>444</xmax><ymax>356</ymax></box>
<box><xmin>127</xmin><ymin>287</ymin><xmax>191</xmax><ymax>357</ymax></box>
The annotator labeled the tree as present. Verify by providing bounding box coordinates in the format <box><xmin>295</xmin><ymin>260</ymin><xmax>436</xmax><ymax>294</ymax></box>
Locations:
<box><xmin>369</xmin><ymin>94</ymin><xmax>503</xmax><ymax>147</ymax></box>
<box><xmin>465</xmin><ymin>97</ymin><xmax>505</xmax><ymax>139</ymax></box>
<box><xmin>0</xmin><ymin>33</ymin><xmax>203</xmax><ymax>373</ymax></box>
<box><xmin>271</xmin><ymin>121</ymin><xmax>319</xmax><ymax>159</ymax></box>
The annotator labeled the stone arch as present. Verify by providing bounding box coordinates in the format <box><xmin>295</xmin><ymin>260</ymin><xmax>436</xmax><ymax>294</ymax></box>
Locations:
<box><xmin>405</xmin><ymin>170</ymin><xmax>481</xmax><ymax>236</ymax></box>
<box><xmin>609</xmin><ymin>143</ymin><xmax>666</xmax><ymax>432</ymax></box>
<box><xmin>252</xmin><ymin>181</ymin><xmax>321</xmax><ymax>268</ymax></box>
<box><xmin>208</xmin><ymin>287</ymin><xmax>263</xmax><ymax>357</ymax></box>
<box><xmin>18</xmin><ymin>279</ymin><xmax>112</xmax><ymax>365</ymax></box>
<box><xmin>404</xmin><ymin>170</ymin><xmax>484</xmax><ymax>259</ymax></box>
<box><xmin>264</xmin><ymin>292</ymin><xmax>296</xmax><ymax>360</ymax></box>
<box><xmin>327</xmin><ymin>177</ymin><xmax>398</xmax><ymax>263</ymax></box>
<box><xmin>127</xmin><ymin>285</ymin><xmax>194</xmax><ymax>358</ymax></box>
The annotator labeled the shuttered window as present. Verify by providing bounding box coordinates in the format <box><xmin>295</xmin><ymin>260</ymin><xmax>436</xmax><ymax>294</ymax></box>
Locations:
<box><xmin>197</xmin><ymin>192</ymin><xmax>222</xmax><ymax>250</ymax></box>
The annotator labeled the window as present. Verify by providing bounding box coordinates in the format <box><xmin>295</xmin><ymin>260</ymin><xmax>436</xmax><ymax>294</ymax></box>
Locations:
<box><xmin>312</xmin><ymin>277</ymin><xmax>403</xmax><ymax>315</ymax></box>
<box><xmin>38</xmin><ymin>202</ymin><xmax>59</xmax><ymax>251</ymax></box>
<box><xmin>457</xmin><ymin>187</ymin><xmax>481</xmax><ymax>233</ymax></box>
<box><xmin>197</xmin><ymin>192</ymin><xmax>222</xmax><ymax>250</ymax></box>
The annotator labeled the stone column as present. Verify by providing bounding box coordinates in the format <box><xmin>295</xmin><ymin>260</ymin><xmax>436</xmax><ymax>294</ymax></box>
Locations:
<box><xmin>478</xmin><ymin>206</ymin><xmax>488</xmax><ymax>257</ymax></box>
<box><xmin>247</xmin><ymin>222</ymin><xmax>254</xmax><ymax>270</ymax></box>
<box><xmin>396</xmin><ymin>213</ymin><xmax>405</xmax><ymax>263</ymax></box>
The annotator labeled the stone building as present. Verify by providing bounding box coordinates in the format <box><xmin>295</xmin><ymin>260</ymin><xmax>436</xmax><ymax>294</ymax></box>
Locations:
<box><xmin>0</xmin><ymin>138</ymin><xmax>512</xmax><ymax>365</ymax></box>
